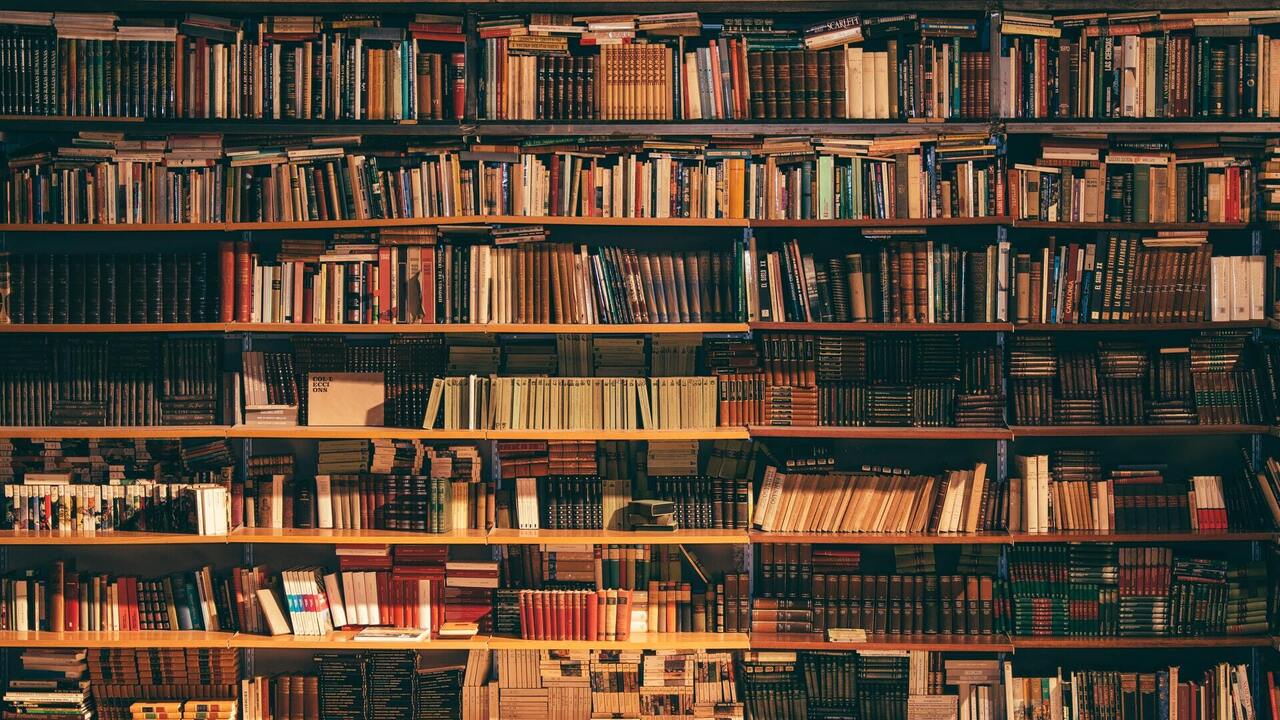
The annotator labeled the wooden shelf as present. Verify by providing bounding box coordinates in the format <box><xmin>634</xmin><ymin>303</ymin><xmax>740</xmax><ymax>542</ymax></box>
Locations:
<box><xmin>0</xmin><ymin>530</ymin><xmax>221</xmax><ymax>545</ymax></box>
<box><xmin>229</xmin><ymin>630</ymin><xmax>489</xmax><ymax>650</ymax></box>
<box><xmin>749</xmin><ymin>426</ymin><xmax>1012</xmax><ymax>440</ymax></box>
<box><xmin>1004</xmin><ymin>120</ymin><xmax>1280</xmax><ymax>134</ymax></box>
<box><xmin>1012</xmin><ymin>221</ymin><xmax>1251</xmax><ymax>231</ymax></box>
<box><xmin>1016</xmin><ymin>321</ymin><xmax>1267</xmax><ymax>332</ymax></box>
<box><xmin>750</xmin><ymin>322</ymin><xmax>1011</xmax><ymax>333</ymax></box>
<box><xmin>485</xmin><ymin>428</ymin><xmax>750</xmax><ymax>441</ymax></box>
<box><xmin>236</xmin><ymin>322</ymin><xmax>747</xmax><ymax>335</ymax></box>
<box><xmin>230</xmin><ymin>527</ymin><xmax>489</xmax><ymax>545</ymax></box>
<box><xmin>1004</xmin><ymin>531</ymin><xmax>1273</xmax><ymax>543</ymax></box>
<box><xmin>489</xmin><ymin>528</ymin><xmax>749</xmax><ymax>545</ymax></box>
<box><xmin>486</xmin><ymin>632</ymin><xmax>750</xmax><ymax>651</ymax></box>
<box><xmin>0</xmin><ymin>425</ymin><xmax>232</xmax><ymax>439</ymax></box>
<box><xmin>748</xmin><ymin>532</ymin><xmax>1010</xmax><ymax>545</ymax></box>
<box><xmin>0</xmin><ymin>630</ymin><xmax>235</xmax><ymax>648</ymax></box>
<box><xmin>750</xmin><ymin>633</ymin><xmax>1013</xmax><ymax>652</ymax></box>
<box><xmin>1011</xmin><ymin>636</ymin><xmax>1271</xmax><ymax>649</ymax></box>
<box><xmin>750</xmin><ymin>217</ymin><xmax>1010</xmax><ymax>229</ymax></box>
<box><xmin>226</xmin><ymin>426</ymin><xmax>489</xmax><ymax>440</ymax></box>
<box><xmin>1011</xmin><ymin>425</ymin><xmax>1268</xmax><ymax>437</ymax></box>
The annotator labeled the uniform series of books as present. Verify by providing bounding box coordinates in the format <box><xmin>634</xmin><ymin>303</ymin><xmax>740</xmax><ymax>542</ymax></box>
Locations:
<box><xmin>741</xmin><ymin>650</ymin><xmax>917</xmax><ymax>720</ymax></box>
<box><xmin>0</xmin><ymin>11</ymin><xmax>465</xmax><ymax>120</ymax></box>
<box><xmin>423</xmin><ymin>375</ymin><xmax>720</xmax><ymax>431</ymax></box>
<box><xmin>1011</xmin><ymin>137</ymin><xmax>1257</xmax><ymax>224</ymax></box>
<box><xmin>478</xmin><ymin>13</ymin><xmax>990</xmax><ymax>121</ymax></box>
<box><xmin>1011</xmin><ymin>233</ymin><xmax>1267</xmax><ymax>324</ymax></box>
<box><xmin>1004</xmin><ymin>543</ymin><xmax>1266</xmax><ymax>638</ymax></box>
<box><xmin>1005</xmin><ymin>661</ymin><xmax>1256</xmax><ymax>720</ymax></box>
<box><xmin>0</xmin><ymin>437</ymin><xmax>229</xmax><ymax>486</ymax></box>
<box><xmin>312</xmin><ymin>652</ymin><xmax>462</xmax><ymax>720</ymax></box>
<box><xmin>714</xmin><ymin>333</ymin><xmax>1004</xmax><ymax>428</ymax></box>
<box><xmin>756</xmin><ymin>239</ymin><xmax>1011</xmax><ymax>324</ymax></box>
<box><xmin>0</xmin><ymin>251</ymin><xmax>215</xmax><ymax>324</ymax></box>
<box><xmin>1007</xmin><ymin>451</ymin><xmax>1251</xmax><ymax>534</ymax></box>
<box><xmin>127</xmin><ymin>700</ymin><xmax>235</xmax><ymax>720</ymax></box>
<box><xmin>751</xmin><ymin>463</ymin><xmax>1006</xmax><ymax>534</ymax></box>
<box><xmin>84</xmin><ymin>648</ymin><xmax>238</xmax><ymax>720</ymax></box>
<box><xmin>997</xmin><ymin>11</ymin><xmax>1280</xmax><ymax>119</ymax></box>
<box><xmin>0</xmin><ymin>337</ymin><xmax>223</xmax><ymax>427</ymax></box>
<box><xmin>0</xmin><ymin>133</ymin><xmax>1004</xmax><ymax>224</ymax></box>
<box><xmin>2</xmin><ymin>481</ymin><xmax>231</xmax><ymax>535</ymax></box>
<box><xmin>239</xmin><ymin>674</ymin><xmax>320</xmax><ymax>720</ymax></box>
<box><xmin>1008</xmin><ymin>331</ymin><xmax>1266</xmax><ymax>426</ymax></box>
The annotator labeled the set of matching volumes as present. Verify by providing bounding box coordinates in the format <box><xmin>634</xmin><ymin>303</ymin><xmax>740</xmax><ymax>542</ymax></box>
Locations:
<box><xmin>1011</xmin><ymin>233</ymin><xmax>1267</xmax><ymax>324</ymax></box>
<box><xmin>1</xmin><ymin>133</ymin><xmax>1003</xmax><ymax>225</ymax></box>
<box><xmin>0</xmin><ymin>251</ymin><xmax>216</xmax><ymax>324</ymax></box>
<box><xmin>757</xmin><ymin>238</ymin><xmax>1011</xmax><ymax>324</ymax></box>
<box><xmin>3</xmin><ymin>481</ymin><xmax>231</xmax><ymax>536</ymax></box>
<box><xmin>1005</xmin><ymin>662</ymin><xmax>1256</xmax><ymax>720</ymax></box>
<box><xmin>776</xmin><ymin>573</ymin><xmax>1000</xmax><ymax>636</ymax></box>
<box><xmin>423</xmin><ymin>375</ymin><xmax>720</xmax><ymax>431</ymax></box>
<box><xmin>998</xmin><ymin>10</ymin><xmax>1280</xmax><ymax>119</ymax></box>
<box><xmin>0</xmin><ymin>11</ymin><xmax>465</xmax><ymax>120</ymax></box>
<box><xmin>1011</xmin><ymin>138</ymin><xmax>1256</xmax><ymax>224</ymax></box>
<box><xmin>128</xmin><ymin>700</ymin><xmax>236</xmax><ymax>720</ymax></box>
<box><xmin>515</xmin><ymin>589</ymin><xmax>634</xmax><ymax>641</ymax></box>
<box><xmin>751</xmin><ymin>463</ymin><xmax>1004</xmax><ymax>534</ymax></box>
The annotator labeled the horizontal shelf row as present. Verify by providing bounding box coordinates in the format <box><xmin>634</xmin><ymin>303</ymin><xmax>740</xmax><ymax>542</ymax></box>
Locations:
<box><xmin>0</xmin><ymin>320</ymin><xmax>1270</xmax><ymax>335</ymax></box>
<box><xmin>0</xmin><ymin>424</ymin><xmax>1270</xmax><ymax>441</ymax></box>
<box><xmin>9</xmin><ymin>116</ymin><xmax>1280</xmax><ymax>138</ymax></box>
<box><xmin>0</xmin><ymin>629</ymin><xmax>1263</xmax><ymax>652</ymax></box>
<box><xmin>0</xmin><ymin>216</ymin><xmax>1258</xmax><ymax>233</ymax></box>
<box><xmin>0</xmin><ymin>528</ymin><xmax>1267</xmax><ymax>547</ymax></box>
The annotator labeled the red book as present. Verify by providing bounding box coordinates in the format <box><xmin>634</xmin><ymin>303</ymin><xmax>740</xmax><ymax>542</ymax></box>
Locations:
<box><xmin>64</xmin><ymin>572</ymin><xmax>79</xmax><ymax>632</ymax></box>
<box><xmin>549</xmin><ymin>154</ymin><xmax>561</xmax><ymax>215</ymax></box>
<box><xmin>451</xmin><ymin>53</ymin><xmax>466</xmax><ymax>120</ymax></box>
<box><xmin>572</xmin><ymin>592</ymin><xmax>581</xmax><ymax>640</ymax></box>
<box><xmin>532</xmin><ymin>593</ymin><xmax>545</xmax><ymax>640</ymax></box>
<box><xmin>218</xmin><ymin>240</ymin><xmax>236</xmax><ymax>321</ymax></box>
<box><xmin>617</xmin><ymin>590</ymin><xmax>633</xmax><ymax>641</ymax></box>
<box><xmin>375</xmin><ymin>572</ymin><xmax>390</xmax><ymax>625</ymax></box>
<box><xmin>234</xmin><ymin>240</ymin><xmax>252</xmax><ymax>322</ymax></box>
<box><xmin>518</xmin><ymin>591</ymin><xmax>530</xmax><ymax>638</ymax></box>
<box><xmin>377</xmin><ymin>247</ymin><xmax>392</xmax><ymax>323</ymax></box>
<box><xmin>586</xmin><ymin>592</ymin><xmax>599</xmax><ymax>641</ymax></box>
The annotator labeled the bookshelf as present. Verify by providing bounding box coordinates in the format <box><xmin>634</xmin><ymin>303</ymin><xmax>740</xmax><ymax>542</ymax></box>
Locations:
<box><xmin>1</xmin><ymin>3</ymin><xmax>1278</xmax><ymax>719</ymax></box>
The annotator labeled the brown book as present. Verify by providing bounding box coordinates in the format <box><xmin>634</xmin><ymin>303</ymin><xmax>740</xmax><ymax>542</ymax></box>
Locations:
<box><xmin>965</xmin><ymin>576</ymin><xmax>981</xmax><ymax>634</ymax></box>
<box><xmin>774</xmin><ymin>51</ymin><xmax>792</xmax><ymax>119</ymax></box>
<box><xmin>789</xmin><ymin>49</ymin><xmax>806</xmax><ymax>118</ymax></box>
<box><xmin>885</xmin><ymin>39</ymin><xmax>899</xmax><ymax>119</ymax></box>
<box><xmin>831</xmin><ymin>48</ymin><xmax>847</xmax><ymax>118</ymax></box>
<box><xmin>816</xmin><ymin>50</ymin><xmax>833</xmax><ymax>118</ymax></box>
<box><xmin>234</xmin><ymin>239</ymin><xmax>252</xmax><ymax>322</ymax></box>
<box><xmin>686</xmin><ymin>251</ymin><xmax>704</xmax><ymax>323</ymax></box>
<box><xmin>748</xmin><ymin>51</ymin><xmax>766</xmax><ymax>118</ymax></box>
<box><xmin>804</xmin><ymin>49</ymin><xmax>820</xmax><ymax>118</ymax></box>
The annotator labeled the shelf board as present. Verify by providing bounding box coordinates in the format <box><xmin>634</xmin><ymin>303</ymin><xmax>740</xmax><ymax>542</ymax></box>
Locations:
<box><xmin>0</xmin><ymin>323</ymin><xmax>229</xmax><ymax>334</ymax></box>
<box><xmin>748</xmin><ymin>531</ymin><xmax>1010</xmax><ymax>545</ymax></box>
<box><xmin>750</xmin><ymin>633</ymin><xmax>1013</xmax><ymax>652</ymax></box>
<box><xmin>0</xmin><ymin>530</ymin><xmax>220</xmax><ymax>545</ymax></box>
<box><xmin>1004</xmin><ymin>120</ymin><xmax>1280</xmax><ymax>134</ymax></box>
<box><xmin>1004</xmin><ymin>531</ymin><xmax>1273</xmax><ymax>543</ymax></box>
<box><xmin>1011</xmin><ymin>636</ymin><xmax>1270</xmax><ymax>649</ymax></box>
<box><xmin>229</xmin><ymin>630</ymin><xmax>489</xmax><ymax>650</ymax></box>
<box><xmin>749</xmin><ymin>426</ymin><xmax>1012</xmax><ymax>440</ymax></box>
<box><xmin>0</xmin><ymin>630</ymin><xmax>236</xmax><ymax>648</ymax></box>
<box><xmin>750</xmin><ymin>217</ymin><xmax>1009</xmax><ymax>229</ymax></box>
<box><xmin>1016</xmin><ymin>321</ymin><xmax>1267</xmax><ymax>332</ymax></box>
<box><xmin>234</xmin><ymin>322</ymin><xmax>748</xmax><ymax>335</ymax></box>
<box><xmin>489</xmin><ymin>528</ymin><xmax>749</xmax><ymax>545</ymax></box>
<box><xmin>486</xmin><ymin>428</ymin><xmax>750</xmax><ymax>441</ymax></box>
<box><xmin>1011</xmin><ymin>425</ymin><xmax>1267</xmax><ymax>437</ymax></box>
<box><xmin>486</xmin><ymin>632</ymin><xmax>750</xmax><ymax>651</ymax></box>
<box><xmin>750</xmin><ymin>322</ymin><xmax>1011</xmax><ymax>333</ymax></box>
<box><xmin>0</xmin><ymin>425</ymin><xmax>232</xmax><ymax>439</ymax></box>
<box><xmin>1012</xmin><ymin>221</ymin><xmax>1251</xmax><ymax>231</ymax></box>
<box><xmin>230</xmin><ymin>527</ymin><xmax>488</xmax><ymax>545</ymax></box>
<box><xmin>226</xmin><ymin>425</ymin><xmax>489</xmax><ymax>440</ymax></box>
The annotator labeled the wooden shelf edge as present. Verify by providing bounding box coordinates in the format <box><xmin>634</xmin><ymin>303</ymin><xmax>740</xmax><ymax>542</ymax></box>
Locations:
<box><xmin>1011</xmin><ymin>425</ymin><xmax>1268</xmax><ymax>437</ymax></box>
<box><xmin>489</xmin><ymin>528</ymin><xmax>749</xmax><ymax>545</ymax></box>
<box><xmin>1011</xmin><ymin>636</ymin><xmax>1271</xmax><ymax>649</ymax></box>
<box><xmin>0</xmin><ymin>322</ymin><xmax>750</xmax><ymax>335</ymax></box>
<box><xmin>750</xmin><ymin>322</ymin><xmax>1011</xmax><ymax>333</ymax></box>
<box><xmin>1016</xmin><ymin>321</ymin><xmax>1267</xmax><ymax>332</ymax></box>
<box><xmin>486</xmin><ymin>632</ymin><xmax>750</xmax><ymax>651</ymax></box>
<box><xmin>749</xmin><ymin>633</ymin><xmax>1013</xmax><ymax>652</ymax></box>
<box><xmin>749</xmin><ymin>426</ymin><xmax>1012</xmax><ymax>440</ymax></box>
<box><xmin>748</xmin><ymin>532</ymin><xmax>1011</xmax><ymax>545</ymax></box>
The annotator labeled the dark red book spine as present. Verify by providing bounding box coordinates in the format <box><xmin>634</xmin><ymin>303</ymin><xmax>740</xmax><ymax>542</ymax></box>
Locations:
<box><xmin>234</xmin><ymin>239</ymin><xmax>252</xmax><ymax>322</ymax></box>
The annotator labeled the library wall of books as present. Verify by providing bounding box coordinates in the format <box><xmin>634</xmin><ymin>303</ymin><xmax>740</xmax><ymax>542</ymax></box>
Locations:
<box><xmin>11</xmin><ymin>2</ymin><xmax>1280</xmax><ymax>719</ymax></box>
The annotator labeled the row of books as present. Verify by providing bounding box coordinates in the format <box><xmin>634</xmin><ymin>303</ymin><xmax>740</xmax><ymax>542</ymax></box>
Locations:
<box><xmin>3</xmin><ymin>481</ymin><xmax>232</xmax><ymax>535</ymax></box>
<box><xmin>1005</xmin><ymin>544</ymin><xmax>1268</xmax><ymax>637</ymax></box>
<box><xmin>422</xmin><ymin>375</ymin><xmax>720</xmax><ymax>431</ymax></box>
<box><xmin>751</xmin><ymin>463</ymin><xmax>1004</xmax><ymax>534</ymax></box>
<box><xmin>0</xmin><ymin>235</ymin><xmax>1269</xmax><ymax>328</ymax></box>
<box><xmin>997</xmin><ymin>10</ymin><xmax>1280</xmax><ymax>119</ymax></box>
<box><xmin>0</xmin><ymin>11</ymin><xmax>466</xmax><ymax>119</ymax></box>
<box><xmin>1008</xmin><ymin>331</ymin><xmax>1270</xmax><ymax>426</ymax></box>
<box><xmin>1011</xmin><ymin>138</ymin><xmax>1257</xmax><ymax>224</ymax></box>
<box><xmin>1007</xmin><ymin>662</ymin><xmax>1256</xmax><ymax>720</ymax></box>
<box><xmin>479</xmin><ymin>15</ymin><xmax>990</xmax><ymax>121</ymax></box>
<box><xmin>1</xmin><ymin>133</ymin><xmax>1005</xmax><ymax>224</ymax></box>
<box><xmin>0</xmin><ymin>336</ymin><xmax>224</xmax><ymax>427</ymax></box>
<box><xmin>1009</xmin><ymin>451</ymin><xmax>1254</xmax><ymax>534</ymax></box>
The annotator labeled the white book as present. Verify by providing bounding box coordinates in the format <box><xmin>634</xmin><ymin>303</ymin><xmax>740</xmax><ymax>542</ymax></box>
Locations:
<box><xmin>323</xmin><ymin>573</ymin><xmax>347</xmax><ymax>628</ymax></box>
<box><xmin>315</xmin><ymin>475</ymin><xmax>333</xmax><ymax>529</ymax></box>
